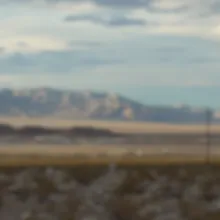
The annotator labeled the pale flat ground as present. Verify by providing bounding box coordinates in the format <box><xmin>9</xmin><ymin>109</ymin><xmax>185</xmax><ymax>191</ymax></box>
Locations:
<box><xmin>0</xmin><ymin>116</ymin><xmax>218</xmax><ymax>134</ymax></box>
<box><xmin>0</xmin><ymin>117</ymin><xmax>218</xmax><ymax>165</ymax></box>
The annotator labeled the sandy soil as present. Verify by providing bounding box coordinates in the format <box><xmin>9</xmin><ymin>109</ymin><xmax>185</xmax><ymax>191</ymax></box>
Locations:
<box><xmin>0</xmin><ymin>116</ymin><xmax>218</xmax><ymax>134</ymax></box>
<box><xmin>0</xmin><ymin>144</ymin><xmax>210</xmax><ymax>156</ymax></box>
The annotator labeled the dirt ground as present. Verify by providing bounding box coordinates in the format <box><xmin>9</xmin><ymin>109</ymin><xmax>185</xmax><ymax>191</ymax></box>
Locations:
<box><xmin>0</xmin><ymin>144</ymin><xmax>216</xmax><ymax>167</ymax></box>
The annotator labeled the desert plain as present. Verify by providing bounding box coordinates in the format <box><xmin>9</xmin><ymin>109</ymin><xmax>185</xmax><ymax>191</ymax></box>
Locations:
<box><xmin>0</xmin><ymin>117</ymin><xmax>220</xmax><ymax>220</ymax></box>
<box><xmin>0</xmin><ymin>116</ymin><xmax>218</xmax><ymax>166</ymax></box>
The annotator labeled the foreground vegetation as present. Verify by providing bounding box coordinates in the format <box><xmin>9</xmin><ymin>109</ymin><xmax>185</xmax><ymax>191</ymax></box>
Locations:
<box><xmin>0</xmin><ymin>162</ymin><xmax>220</xmax><ymax>219</ymax></box>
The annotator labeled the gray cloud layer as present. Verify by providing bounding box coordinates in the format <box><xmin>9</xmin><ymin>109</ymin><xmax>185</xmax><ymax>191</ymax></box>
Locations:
<box><xmin>0</xmin><ymin>0</ymin><xmax>152</xmax><ymax>8</ymax></box>
<box><xmin>3</xmin><ymin>0</ymin><xmax>220</xmax><ymax>13</ymax></box>
<box><xmin>48</xmin><ymin>0</ymin><xmax>153</xmax><ymax>8</ymax></box>
<box><xmin>16</xmin><ymin>41</ymin><xmax>29</xmax><ymax>48</ymax></box>
<box><xmin>0</xmin><ymin>47</ymin><xmax>5</xmax><ymax>54</ymax></box>
<box><xmin>68</xmin><ymin>40</ymin><xmax>102</xmax><ymax>48</ymax></box>
<box><xmin>65</xmin><ymin>14</ymin><xmax>146</xmax><ymax>27</ymax></box>
<box><xmin>0</xmin><ymin>41</ymin><xmax>218</xmax><ymax>76</ymax></box>
<box><xmin>0</xmin><ymin>49</ymin><xmax>123</xmax><ymax>74</ymax></box>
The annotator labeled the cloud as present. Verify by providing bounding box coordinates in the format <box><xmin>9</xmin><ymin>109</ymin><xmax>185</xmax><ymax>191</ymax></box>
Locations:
<box><xmin>16</xmin><ymin>41</ymin><xmax>29</xmax><ymax>48</ymax></box>
<box><xmin>3</xmin><ymin>0</ymin><xmax>220</xmax><ymax>14</ymax></box>
<box><xmin>0</xmin><ymin>47</ymin><xmax>5</xmax><ymax>54</ymax></box>
<box><xmin>153</xmin><ymin>46</ymin><xmax>185</xmax><ymax>53</ymax></box>
<box><xmin>89</xmin><ymin>0</ymin><xmax>153</xmax><ymax>8</ymax></box>
<box><xmin>210</xmin><ymin>1</ymin><xmax>220</xmax><ymax>14</ymax></box>
<box><xmin>43</xmin><ymin>0</ymin><xmax>153</xmax><ymax>8</ymax></box>
<box><xmin>0</xmin><ymin>35</ymin><xmax>219</xmax><ymax>89</ymax></box>
<box><xmin>2</xmin><ymin>0</ymin><xmax>220</xmax><ymax>42</ymax></box>
<box><xmin>64</xmin><ymin>14</ymin><xmax>147</xmax><ymax>27</ymax></box>
<box><xmin>0</xmin><ymin>36</ymin><xmax>69</xmax><ymax>53</ymax></box>
<box><xmin>147</xmin><ymin>43</ymin><xmax>220</xmax><ymax>65</ymax></box>
<box><xmin>2</xmin><ymin>0</ymin><xmax>220</xmax><ymax>104</ymax></box>
<box><xmin>150</xmin><ymin>0</ymin><xmax>220</xmax><ymax>17</ymax></box>
<box><xmin>2</xmin><ymin>0</ymin><xmax>220</xmax><ymax>17</ymax></box>
<box><xmin>0</xmin><ymin>0</ymin><xmax>152</xmax><ymax>8</ymax></box>
<box><xmin>150</xmin><ymin>0</ymin><xmax>187</xmax><ymax>10</ymax></box>
<box><xmin>0</xmin><ymin>49</ymin><xmax>123</xmax><ymax>74</ymax></box>
<box><xmin>68</xmin><ymin>40</ymin><xmax>102</xmax><ymax>49</ymax></box>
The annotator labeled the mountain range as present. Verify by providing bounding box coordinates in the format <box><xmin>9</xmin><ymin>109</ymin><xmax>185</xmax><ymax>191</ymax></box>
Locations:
<box><xmin>0</xmin><ymin>88</ymin><xmax>215</xmax><ymax>123</ymax></box>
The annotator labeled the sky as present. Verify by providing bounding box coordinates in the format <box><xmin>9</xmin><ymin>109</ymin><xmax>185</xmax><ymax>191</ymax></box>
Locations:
<box><xmin>0</xmin><ymin>0</ymin><xmax>220</xmax><ymax>108</ymax></box>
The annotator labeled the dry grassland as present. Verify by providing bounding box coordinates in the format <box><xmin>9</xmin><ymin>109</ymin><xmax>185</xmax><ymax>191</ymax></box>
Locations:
<box><xmin>0</xmin><ymin>144</ymin><xmax>217</xmax><ymax>167</ymax></box>
<box><xmin>0</xmin><ymin>153</ymin><xmax>211</xmax><ymax>167</ymax></box>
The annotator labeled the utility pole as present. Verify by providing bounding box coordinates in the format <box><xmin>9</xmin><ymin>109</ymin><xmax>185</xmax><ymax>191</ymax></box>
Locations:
<box><xmin>205</xmin><ymin>108</ymin><xmax>212</xmax><ymax>165</ymax></box>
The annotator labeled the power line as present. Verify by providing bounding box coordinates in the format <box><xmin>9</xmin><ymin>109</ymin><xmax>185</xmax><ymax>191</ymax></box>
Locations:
<box><xmin>205</xmin><ymin>108</ymin><xmax>212</xmax><ymax>165</ymax></box>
